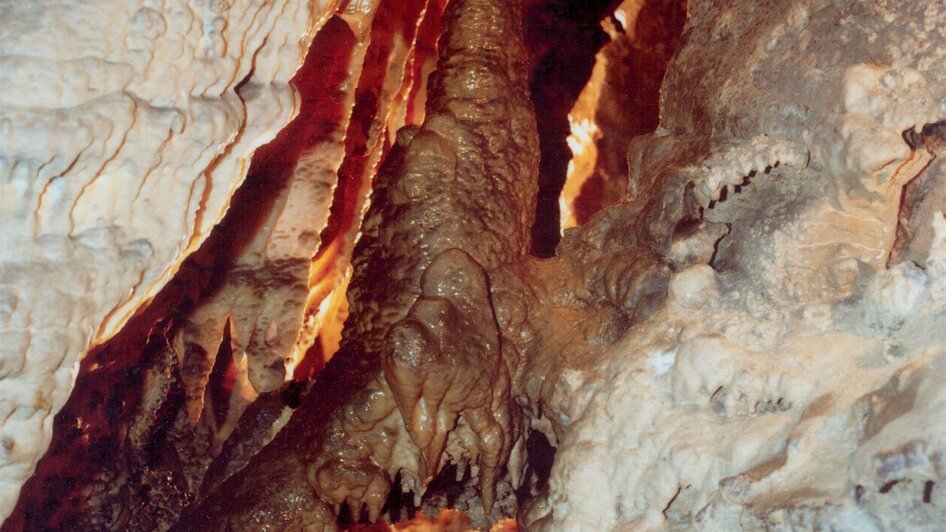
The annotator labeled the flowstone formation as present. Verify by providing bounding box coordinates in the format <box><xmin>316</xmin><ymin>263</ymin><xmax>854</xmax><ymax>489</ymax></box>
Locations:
<box><xmin>0</xmin><ymin>0</ymin><xmax>339</xmax><ymax>519</ymax></box>
<box><xmin>178</xmin><ymin>0</ymin><xmax>538</xmax><ymax>528</ymax></box>
<box><xmin>6</xmin><ymin>0</ymin><xmax>443</xmax><ymax>528</ymax></box>
<box><xmin>189</xmin><ymin>0</ymin><xmax>946</xmax><ymax>530</ymax></box>
<box><xmin>6</xmin><ymin>0</ymin><xmax>946</xmax><ymax>530</ymax></box>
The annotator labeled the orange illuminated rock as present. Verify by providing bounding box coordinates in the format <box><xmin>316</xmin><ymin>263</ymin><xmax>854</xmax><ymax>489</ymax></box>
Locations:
<box><xmin>0</xmin><ymin>0</ymin><xmax>341</xmax><ymax>519</ymax></box>
<box><xmin>176</xmin><ymin>0</ymin><xmax>538</xmax><ymax>528</ymax></box>
<box><xmin>6</xmin><ymin>0</ymin><xmax>443</xmax><ymax>528</ymax></box>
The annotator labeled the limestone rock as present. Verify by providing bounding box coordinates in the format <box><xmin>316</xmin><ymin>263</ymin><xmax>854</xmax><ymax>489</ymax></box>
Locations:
<box><xmin>530</xmin><ymin>1</ymin><xmax>946</xmax><ymax>529</ymax></box>
<box><xmin>0</xmin><ymin>0</ymin><xmax>338</xmax><ymax>519</ymax></box>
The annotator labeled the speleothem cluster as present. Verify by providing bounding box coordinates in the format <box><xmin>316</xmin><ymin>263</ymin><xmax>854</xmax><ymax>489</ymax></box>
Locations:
<box><xmin>176</xmin><ymin>0</ymin><xmax>670</xmax><ymax>527</ymax></box>
<box><xmin>181</xmin><ymin>0</ymin><xmax>946</xmax><ymax>529</ymax></box>
<box><xmin>178</xmin><ymin>0</ymin><xmax>542</xmax><ymax>527</ymax></box>
<box><xmin>5</xmin><ymin>0</ymin><xmax>946</xmax><ymax>530</ymax></box>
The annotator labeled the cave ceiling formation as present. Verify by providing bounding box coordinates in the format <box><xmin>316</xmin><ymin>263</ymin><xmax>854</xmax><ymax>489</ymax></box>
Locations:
<box><xmin>2</xmin><ymin>0</ymin><xmax>946</xmax><ymax>530</ymax></box>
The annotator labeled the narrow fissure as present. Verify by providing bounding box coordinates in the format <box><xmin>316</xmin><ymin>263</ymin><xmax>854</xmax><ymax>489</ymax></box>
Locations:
<box><xmin>526</xmin><ymin>0</ymin><xmax>624</xmax><ymax>257</ymax></box>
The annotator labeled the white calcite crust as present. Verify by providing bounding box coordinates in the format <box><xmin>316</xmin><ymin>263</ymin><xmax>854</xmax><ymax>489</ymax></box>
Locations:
<box><xmin>533</xmin><ymin>0</ymin><xmax>946</xmax><ymax>530</ymax></box>
<box><xmin>0</xmin><ymin>0</ymin><xmax>338</xmax><ymax>519</ymax></box>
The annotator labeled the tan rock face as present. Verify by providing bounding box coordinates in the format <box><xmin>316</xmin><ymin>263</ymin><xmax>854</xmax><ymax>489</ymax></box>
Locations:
<box><xmin>174</xmin><ymin>0</ymin><xmax>383</xmax><ymax>443</ymax></box>
<box><xmin>530</xmin><ymin>1</ymin><xmax>946</xmax><ymax>529</ymax></box>
<box><xmin>0</xmin><ymin>0</ymin><xmax>342</xmax><ymax>518</ymax></box>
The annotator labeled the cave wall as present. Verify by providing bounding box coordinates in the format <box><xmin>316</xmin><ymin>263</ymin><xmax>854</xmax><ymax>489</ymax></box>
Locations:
<box><xmin>0</xmin><ymin>0</ymin><xmax>346</xmax><ymax>518</ymax></box>
<box><xmin>560</xmin><ymin>0</ymin><xmax>687</xmax><ymax>228</ymax></box>
<box><xmin>4</xmin><ymin>0</ymin><xmax>448</xmax><ymax>528</ymax></box>
<box><xmin>531</xmin><ymin>0</ymin><xmax>946</xmax><ymax>529</ymax></box>
<box><xmin>3</xmin><ymin>0</ymin><xmax>946</xmax><ymax>530</ymax></box>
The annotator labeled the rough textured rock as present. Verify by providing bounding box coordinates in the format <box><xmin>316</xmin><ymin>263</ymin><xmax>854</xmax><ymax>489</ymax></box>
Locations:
<box><xmin>526</xmin><ymin>1</ymin><xmax>946</xmax><ymax>529</ymax></box>
<box><xmin>175</xmin><ymin>0</ymin><xmax>538</xmax><ymax>528</ymax></box>
<box><xmin>176</xmin><ymin>0</ymin><xmax>946</xmax><ymax>529</ymax></box>
<box><xmin>7</xmin><ymin>0</ymin><xmax>946</xmax><ymax>530</ymax></box>
<box><xmin>174</xmin><ymin>0</ymin><xmax>382</xmax><ymax>435</ymax></box>
<box><xmin>4</xmin><ymin>0</ymin><xmax>445</xmax><ymax>528</ymax></box>
<box><xmin>0</xmin><ymin>0</ymin><xmax>339</xmax><ymax>520</ymax></box>
<box><xmin>560</xmin><ymin>0</ymin><xmax>687</xmax><ymax>229</ymax></box>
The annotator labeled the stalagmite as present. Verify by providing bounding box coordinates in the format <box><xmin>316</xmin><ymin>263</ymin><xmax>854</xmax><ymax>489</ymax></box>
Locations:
<box><xmin>176</xmin><ymin>0</ymin><xmax>537</xmax><ymax>528</ymax></box>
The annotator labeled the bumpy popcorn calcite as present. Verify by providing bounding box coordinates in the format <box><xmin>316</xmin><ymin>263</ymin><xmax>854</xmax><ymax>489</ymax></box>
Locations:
<box><xmin>528</xmin><ymin>1</ymin><xmax>946</xmax><ymax>529</ymax></box>
<box><xmin>0</xmin><ymin>0</ymin><xmax>339</xmax><ymax>519</ymax></box>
